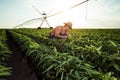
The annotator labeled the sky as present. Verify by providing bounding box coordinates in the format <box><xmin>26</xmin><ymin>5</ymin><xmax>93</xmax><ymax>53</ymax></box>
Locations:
<box><xmin>0</xmin><ymin>0</ymin><xmax>120</xmax><ymax>29</ymax></box>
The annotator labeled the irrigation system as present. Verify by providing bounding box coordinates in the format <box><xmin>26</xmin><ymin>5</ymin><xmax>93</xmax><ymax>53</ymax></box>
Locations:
<box><xmin>15</xmin><ymin>0</ymin><xmax>90</xmax><ymax>28</ymax></box>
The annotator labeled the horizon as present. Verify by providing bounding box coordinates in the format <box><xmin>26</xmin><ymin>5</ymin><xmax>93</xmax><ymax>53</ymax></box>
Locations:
<box><xmin>0</xmin><ymin>0</ymin><xmax>120</xmax><ymax>29</ymax></box>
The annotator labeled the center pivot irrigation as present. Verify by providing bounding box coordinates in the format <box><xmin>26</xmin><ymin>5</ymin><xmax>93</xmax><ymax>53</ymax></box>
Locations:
<box><xmin>32</xmin><ymin>5</ymin><xmax>53</xmax><ymax>29</ymax></box>
<box><xmin>15</xmin><ymin>0</ymin><xmax>90</xmax><ymax>29</ymax></box>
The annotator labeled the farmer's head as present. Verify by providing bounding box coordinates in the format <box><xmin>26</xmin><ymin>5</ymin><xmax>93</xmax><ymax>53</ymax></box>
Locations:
<box><xmin>64</xmin><ymin>21</ymin><xmax>72</xmax><ymax>29</ymax></box>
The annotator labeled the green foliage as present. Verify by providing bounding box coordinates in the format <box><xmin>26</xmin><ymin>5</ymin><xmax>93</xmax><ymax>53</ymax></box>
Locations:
<box><xmin>9</xmin><ymin>29</ymin><xmax>120</xmax><ymax>79</ymax></box>
<box><xmin>0</xmin><ymin>65</ymin><xmax>11</xmax><ymax>77</ymax></box>
<box><xmin>0</xmin><ymin>30</ymin><xmax>12</xmax><ymax>78</ymax></box>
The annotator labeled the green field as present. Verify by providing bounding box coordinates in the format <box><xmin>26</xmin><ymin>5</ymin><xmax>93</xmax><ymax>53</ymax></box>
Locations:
<box><xmin>0</xmin><ymin>29</ymin><xmax>120</xmax><ymax>80</ymax></box>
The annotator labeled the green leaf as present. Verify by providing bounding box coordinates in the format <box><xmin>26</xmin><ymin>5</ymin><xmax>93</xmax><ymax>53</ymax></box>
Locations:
<box><xmin>42</xmin><ymin>65</ymin><xmax>54</xmax><ymax>74</ymax></box>
<box><xmin>60</xmin><ymin>72</ymin><xmax>64</xmax><ymax>80</ymax></box>
<box><xmin>109</xmin><ymin>40</ymin><xmax>117</xmax><ymax>47</ymax></box>
<box><xmin>113</xmin><ymin>64</ymin><xmax>120</xmax><ymax>71</ymax></box>
<box><xmin>75</xmin><ymin>70</ymin><xmax>80</xmax><ymax>79</ymax></box>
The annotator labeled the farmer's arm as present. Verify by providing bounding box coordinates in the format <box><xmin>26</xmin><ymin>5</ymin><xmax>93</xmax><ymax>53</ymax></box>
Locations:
<box><xmin>54</xmin><ymin>27</ymin><xmax>67</xmax><ymax>39</ymax></box>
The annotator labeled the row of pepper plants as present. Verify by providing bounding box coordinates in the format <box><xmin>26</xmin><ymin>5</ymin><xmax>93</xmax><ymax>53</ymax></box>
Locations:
<box><xmin>7</xmin><ymin>29</ymin><xmax>118</xmax><ymax>80</ymax></box>
<box><xmin>0</xmin><ymin>29</ymin><xmax>12</xmax><ymax>79</ymax></box>
<box><xmin>13</xmin><ymin>29</ymin><xmax>120</xmax><ymax>79</ymax></box>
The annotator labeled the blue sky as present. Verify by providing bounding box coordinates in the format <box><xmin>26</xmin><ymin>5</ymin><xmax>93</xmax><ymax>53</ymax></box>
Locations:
<box><xmin>0</xmin><ymin>0</ymin><xmax>120</xmax><ymax>28</ymax></box>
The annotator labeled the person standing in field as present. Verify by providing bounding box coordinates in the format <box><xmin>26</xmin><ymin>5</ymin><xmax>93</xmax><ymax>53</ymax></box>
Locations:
<box><xmin>49</xmin><ymin>21</ymin><xmax>72</xmax><ymax>39</ymax></box>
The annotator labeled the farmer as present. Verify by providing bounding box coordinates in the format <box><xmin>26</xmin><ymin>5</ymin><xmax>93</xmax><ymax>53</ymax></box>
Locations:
<box><xmin>49</xmin><ymin>21</ymin><xmax>72</xmax><ymax>39</ymax></box>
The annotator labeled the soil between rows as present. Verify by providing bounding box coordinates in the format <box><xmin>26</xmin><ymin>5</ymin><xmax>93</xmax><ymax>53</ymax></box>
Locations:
<box><xmin>5</xmin><ymin>31</ymin><xmax>38</xmax><ymax>80</ymax></box>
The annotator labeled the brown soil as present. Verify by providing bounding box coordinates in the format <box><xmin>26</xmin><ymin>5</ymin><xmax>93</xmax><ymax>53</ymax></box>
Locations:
<box><xmin>4</xmin><ymin>31</ymin><xmax>38</xmax><ymax>80</ymax></box>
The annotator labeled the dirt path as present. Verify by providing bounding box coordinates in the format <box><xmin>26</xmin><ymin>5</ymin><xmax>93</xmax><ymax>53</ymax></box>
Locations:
<box><xmin>5</xmin><ymin>31</ymin><xmax>38</xmax><ymax>80</ymax></box>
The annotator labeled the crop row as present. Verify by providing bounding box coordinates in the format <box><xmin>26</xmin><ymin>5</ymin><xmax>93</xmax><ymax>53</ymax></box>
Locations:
<box><xmin>0</xmin><ymin>30</ymin><xmax>12</xmax><ymax>78</ymax></box>
<box><xmin>14</xmin><ymin>29</ymin><xmax>120</xmax><ymax>54</ymax></box>
<box><xmin>11</xmin><ymin>29</ymin><xmax>120</xmax><ymax>79</ymax></box>
<box><xmin>13</xmin><ymin>29</ymin><xmax>120</xmax><ymax>78</ymax></box>
<box><xmin>7</xmin><ymin>30</ymin><xmax>118</xmax><ymax>80</ymax></box>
